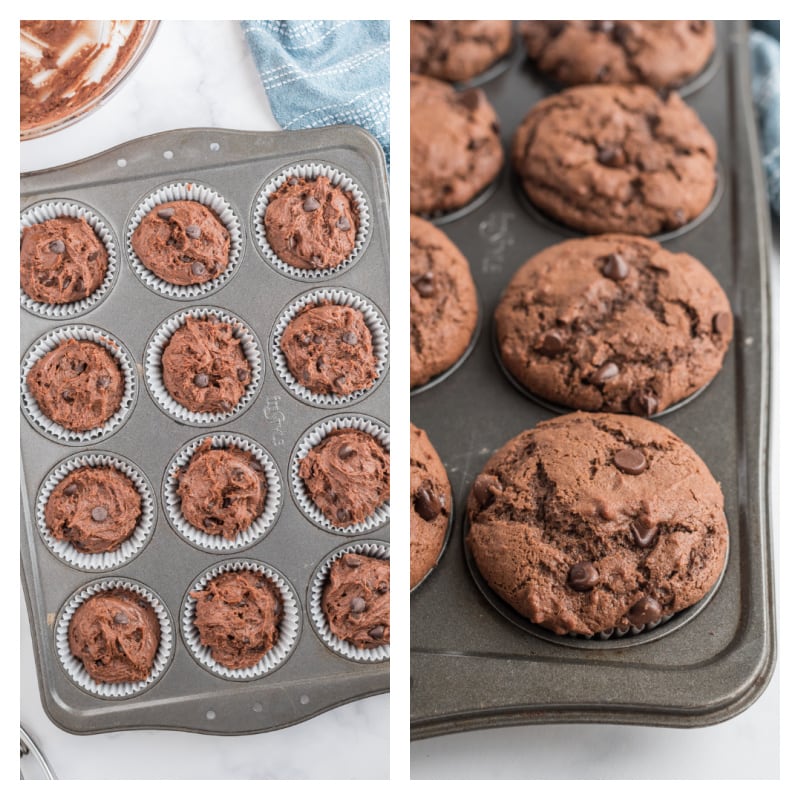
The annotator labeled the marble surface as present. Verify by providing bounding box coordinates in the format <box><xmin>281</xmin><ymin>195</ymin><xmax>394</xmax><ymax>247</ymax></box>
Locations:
<box><xmin>20</xmin><ymin>20</ymin><xmax>389</xmax><ymax>780</ymax></box>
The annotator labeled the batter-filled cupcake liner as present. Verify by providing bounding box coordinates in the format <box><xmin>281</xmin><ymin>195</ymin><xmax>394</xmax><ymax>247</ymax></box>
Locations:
<box><xmin>55</xmin><ymin>578</ymin><xmax>173</xmax><ymax>699</ymax></box>
<box><xmin>290</xmin><ymin>415</ymin><xmax>390</xmax><ymax>535</ymax></box>
<box><xmin>36</xmin><ymin>452</ymin><xmax>156</xmax><ymax>572</ymax></box>
<box><xmin>20</xmin><ymin>325</ymin><xmax>138</xmax><ymax>446</ymax></box>
<box><xmin>252</xmin><ymin>162</ymin><xmax>371</xmax><ymax>282</ymax></box>
<box><xmin>308</xmin><ymin>540</ymin><xmax>390</xmax><ymax>663</ymax></box>
<box><xmin>126</xmin><ymin>181</ymin><xmax>243</xmax><ymax>299</ymax></box>
<box><xmin>270</xmin><ymin>287</ymin><xmax>389</xmax><ymax>408</ymax></box>
<box><xmin>20</xmin><ymin>200</ymin><xmax>119</xmax><ymax>320</ymax></box>
<box><xmin>181</xmin><ymin>559</ymin><xmax>301</xmax><ymax>681</ymax></box>
<box><xmin>163</xmin><ymin>433</ymin><xmax>282</xmax><ymax>553</ymax></box>
<box><xmin>145</xmin><ymin>306</ymin><xmax>264</xmax><ymax>427</ymax></box>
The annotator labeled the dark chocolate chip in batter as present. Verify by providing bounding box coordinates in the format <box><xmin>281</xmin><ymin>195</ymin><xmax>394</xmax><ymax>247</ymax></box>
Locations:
<box><xmin>63</xmin><ymin>483</ymin><xmax>78</xmax><ymax>496</ymax></box>
<box><xmin>568</xmin><ymin>561</ymin><xmax>600</xmax><ymax>591</ymax></box>
<box><xmin>113</xmin><ymin>611</ymin><xmax>129</xmax><ymax>625</ymax></box>
<box><xmin>96</xmin><ymin>375</ymin><xmax>111</xmax><ymax>389</ymax></box>
<box><xmin>303</xmin><ymin>196</ymin><xmax>320</xmax><ymax>212</ymax></box>
<box><xmin>185</xmin><ymin>225</ymin><xmax>201</xmax><ymax>239</ymax></box>
<box><xmin>342</xmin><ymin>331</ymin><xmax>358</xmax><ymax>345</ymax></box>
<box><xmin>157</xmin><ymin>207</ymin><xmax>175</xmax><ymax>220</ymax></box>
<box><xmin>350</xmin><ymin>597</ymin><xmax>366</xmax><ymax>614</ymax></box>
<box><xmin>627</xmin><ymin>595</ymin><xmax>663</xmax><ymax>625</ymax></box>
<box><xmin>414</xmin><ymin>483</ymin><xmax>443</xmax><ymax>521</ymax></box>
<box><xmin>336</xmin><ymin>216</ymin><xmax>351</xmax><ymax>231</ymax></box>
<box><xmin>338</xmin><ymin>444</ymin><xmax>356</xmax><ymax>459</ymax></box>
<box><xmin>473</xmin><ymin>473</ymin><xmax>501</xmax><ymax>507</ymax></box>
<box><xmin>191</xmin><ymin>261</ymin><xmax>205</xmax><ymax>276</ymax></box>
<box><xmin>458</xmin><ymin>89</ymin><xmax>481</xmax><ymax>111</ymax></box>
<box><xmin>61</xmin><ymin>389</ymin><xmax>75</xmax><ymax>402</ymax></box>
<box><xmin>601</xmin><ymin>253</ymin><xmax>629</xmax><ymax>281</ymax></box>
<box><xmin>344</xmin><ymin>554</ymin><xmax>361</xmax><ymax>568</ymax></box>
<box><xmin>194</xmin><ymin>373</ymin><xmax>209</xmax><ymax>388</ymax></box>
<box><xmin>713</xmin><ymin>311</ymin><xmax>732</xmax><ymax>337</ymax></box>
<box><xmin>539</xmin><ymin>329</ymin><xmax>566</xmax><ymax>355</ymax></box>
<box><xmin>368</xmin><ymin>625</ymin><xmax>385</xmax><ymax>639</ymax></box>
<box><xmin>236</xmin><ymin>368</ymin><xmax>248</xmax><ymax>382</ymax></box>
<box><xmin>631</xmin><ymin>519</ymin><xmax>658</xmax><ymax>547</ymax></box>
<box><xmin>413</xmin><ymin>272</ymin><xmax>435</xmax><ymax>297</ymax></box>
<box><xmin>48</xmin><ymin>239</ymin><xmax>65</xmax><ymax>254</ymax></box>
<box><xmin>629</xmin><ymin>390</ymin><xmax>659</xmax><ymax>417</ymax></box>
<box><xmin>590</xmin><ymin>362</ymin><xmax>619</xmax><ymax>385</ymax></box>
<box><xmin>91</xmin><ymin>506</ymin><xmax>108</xmax><ymax>522</ymax></box>
<box><xmin>614</xmin><ymin>448</ymin><xmax>648</xmax><ymax>475</ymax></box>
<box><xmin>597</xmin><ymin>145</ymin><xmax>625</xmax><ymax>167</ymax></box>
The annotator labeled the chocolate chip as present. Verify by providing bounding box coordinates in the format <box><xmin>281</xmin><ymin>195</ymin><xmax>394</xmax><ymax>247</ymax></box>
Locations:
<box><xmin>368</xmin><ymin>626</ymin><xmax>385</xmax><ymax>640</ymax></box>
<box><xmin>338</xmin><ymin>444</ymin><xmax>356</xmax><ymax>459</ymax></box>
<box><xmin>288</xmin><ymin>177</ymin><xmax>299</xmax><ymax>186</ymax></box>
<box><xmin>303</xmin><ymin>195</ymin><xmax>321</xmax><ymax>212</ymax></box>
<box><xmin>88</xmin><ymin>251</ymin><xmax>98</xmax><ymax>261</ymax></box>
<box><xmin>91</xmin><ymin>506</ymin><xmax>108</xmax><ymax>522</ymax></box>
<box><xmin>597</xmin><ymin>145</ymin><xmax>625</xmax><ymax>168</ymax></box>
<box><xmin>590</xmin><ymin>362</ymin><xmax>619</xmax><ymax>385</ymax></box>
<box><xmin>538</xmin><ymin>329</ymin><xmax>565</xmax><ymax>355</ymax></box>
<box><xmin>613</xmin><ymin>448</ymin><xmax>648</xmax><ymax>475</ymax></box>
<box><xmin>627</xmin><ymin>596</ymin><xmax>663</xmax><ymax>626</ymax></box>
<box><xmin>713</xmin><ymin>311</ymin><xmax>732</xmax><ymax>337</ymax></box>
<box><xmin>629</xmin><ymin>390</ymin><xmax>659</xmax><ymax>417</ymax></box>
<box><xmin>350</xmin><ymin>597</ymin><xmax>366</xmax><ymax>613</ymax></box>
<box><xmin>73</xmin><ymin>362</ymin><xmax>87</xmax><ymax>375</ymax></box>
<box><xmin>473</xmin><ymin>473</ymin><xmax>501</xmax><ymax>507</ymax></box>
<box><xmin>568</xmin><ymin>561</ymin><xmax>600</xmax><ymax>592</ymax></box>
<box><xmin>458</xmin><ymin>88</ymin><xmax>481</xmax><ymax>111</ymax></box>
<box><xmin>74</xmin><ymin>278</ymin><xmax>84</xmax><ymax>293</ymax></box>
<box><xmin>414</xmin><ymin>483</ymin><xmax>443</xmax><ymax>521</ymax></box>
<box><xmin>157</xmin><ymin>207</ymin><xmax>175</xmax><ymax>219</ymax></box>
<box><xmin>336</xmin><ymin>509</ymin><xmax>351</xmax><ymax>523</ymax></box>
<box><xmin>601</xmin><ymin>253</ymin><xmax>629</xmax><ymax>280</ymax></box>
<box><xmin>689</xmin><ymin>21</ymin><xmax>707</xmax><ymax>33</ymax></box>
<box><xmin>611</xmin><ymin>22</ymin><xmax>630</xmax><ymax>45</ymax></box>
<box><xmin>203</xmin><ymin>516</ymin><xmax>222</xmax><ymax>528</ymax></box>
<box><xmin>590</xmin><ymin>20</ymin><xmax>615</xmax><ymax>34</ymax></box>
<box><xmin>97</xmin><ymin>375</ymin><xmax>111</xmax><ymax>389</ymax></box>
<box><xmin>48</xmin><ymin>239</ymin><xmax>65</xmax><ymax>254</ymax></box>
<box><xmin>113</xmin><ymin>612</ymin><xmax>129</xmax><ymax>625</ymax></box>
<box><xmin>316</xmin><ymin>357</ymin><xmax>326</xmax><ymax>371</ymax></box>
<box><xmin>333</xmin><ymin>376</ymin><xmax>348</xmax><ymax>392</ymax></box>
<box><xmin>376</xmin><ymin>580</ymin><xmax>388</xmax><ymax>594</ymax></box>
<box><xmin>413</xmin><ymin>272</ymin><xmax>435</xmax><ymax>297</ymax></box>
<box><xmin>185</xmin><ymin>225</ymin><xmax>201</xmax><ymax>239</ymax></box>
<box><xmin>237</xmin><ymin>368</ymin><xmax>248</xmax><ymax>381</ymax></box>
<box><xmin>191</xmin><ymin>261</ymin><xmax>205</xmax><ymax>276</ymax></box>
<box><xmin>61</xmin><ymin>389</ymin><xmax>75</xmax><ymax>402</ymax></box>
<box><xmin>344</xmin><ymin>554</ymin><xmax>361</xmax><ymax>568</ymax></box>
<box><xmin>342</xmin><ymin>331</ymin><xmax>358</xmax><ymax>345</ymax></box>
<box><xmin>41</xmin><ymin>277</ymin><xmax>56</xmax><ymax>287</ymax></box>
<box><xmin>63</xmin><ymin>484</ymin><xmax>78</xmax><ymax>496</ymax></box>
<box><xmin>336</xmin><ymin>216</ymin><xmax>351</xmax><ymax>231</ymax></box>
<box><xmin>194</xmin><ymin>373</ymin><xmax>209</xmax><ymax>388</ymax></box>
<box><xmin>631</xmin><ymin>519</ymin><xmax>658</xmax><ymax>547</ymax></box>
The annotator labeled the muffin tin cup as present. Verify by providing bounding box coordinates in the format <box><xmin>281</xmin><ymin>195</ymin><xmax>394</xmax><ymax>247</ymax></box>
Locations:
<box><xmin>308</xmin><ymin>540</ymin><xmax>390</xmax><ymax>663</ymax></box>
<box><xmin>271</xmin><ymin>287</ymin><xmax>389</xmax><ymax>408</ymax></box>
<box><xmin>163</xmin><ymin>432</ymin><xmax>282</xmax><ymax>554</ymax></box>
<box><xmin>20</xmin><ymin>324</ymin><xmax>138</xmax><ymax>446</ymax></box>
<box><xmin>55</xmin><ymin>578</ymin><xmax>174</xmax><ymax>699</ymax></box>
<box><xmin>126</xmin><ymin>181</ymin><xmax>243</xmax><ymax>300</ymax></box>
<box><xmin>252</xmin><ymin>162</ymin><xmax>371</xmax><ymax>282</ymax></box>
<box><xmin>144</xmin><ymin>306</ymin><xmax>264</xmax><ymax>427</ymax></box>
<box><xmin>290</xmin><ymin>415</ymin><xmax>390</xmax><ymax>536</ymax></box>
<box><xmin>20</xmin><ymin>200</ymin><xmax>119</xmax><ymax>320</ymax></box>
<box><xmin>36</xmin><ymin>452</ymin><xmax>156</xmax><ymax>572</ymax></box>
<box><xmin>181</xmin><ymin>559</ymin><xmax>301</xmax><ymax>681</ymax></box>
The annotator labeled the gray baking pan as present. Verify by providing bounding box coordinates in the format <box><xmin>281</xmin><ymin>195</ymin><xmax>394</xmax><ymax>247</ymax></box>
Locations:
<box><xmin>20</xmin><ymin>125</ymin><xmax>390</xmax><ymax>735</ymax></box>
<box><xmin>410</xmin><ymin>21</ymin><xmax>775</xmax><ymax>738</ymax></box>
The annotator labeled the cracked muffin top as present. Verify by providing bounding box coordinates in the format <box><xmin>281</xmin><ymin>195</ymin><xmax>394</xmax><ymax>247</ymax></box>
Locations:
<box><xmin>494</xmin><ymin>234</ymin><xmax>732</xmax><ymax>417</ymax></box>
<box><xmin>511</xmin><ymin>84</ymin><xmax>718</xmax><ymax>235</ymax></box>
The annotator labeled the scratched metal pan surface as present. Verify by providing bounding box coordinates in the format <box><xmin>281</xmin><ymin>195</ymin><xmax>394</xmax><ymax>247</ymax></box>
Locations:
<box><xmin>20</xmin><ymin>126</ymin><xmax>390</xmax><ymax>735</ymax></box>
<box><xmin>410</xmin><ymin>21</ymin><xmax>775</xmax><ymax>738</ymax></box>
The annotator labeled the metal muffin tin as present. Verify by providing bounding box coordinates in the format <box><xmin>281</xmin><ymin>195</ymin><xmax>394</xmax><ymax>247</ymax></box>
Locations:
<box><xmin>410</xmin><ymin>21</ymin><xmax>775</xmax><ymax>737</ymax></box>
<box><xmin>20</xmin><ymin>125</ymin><xmax>390</xmax><ymax>735</ymax></box>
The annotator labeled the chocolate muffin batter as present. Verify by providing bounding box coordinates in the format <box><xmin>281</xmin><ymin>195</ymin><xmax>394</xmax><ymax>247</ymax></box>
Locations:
<box><xmin>280</xmin><ymin>302</ymin><xmax>377</xmax><ymax>395</ymax></box>
<box><xmin>520</xmin><ymin>21</ymin><xmax>715</xmax><ymax>91</ymax></box>
<box><xmin>323</xmin><ymin>553</ymin><xmax>390</xmax><ymax>649</ymax></box>
<box><xmin>410</xmin><ymin>215</ymin><xmax>479</xmax><ymax>387</ymax></box>
<box><xmin>410</xmin><ymin>20</ymin><xmax>514</xmax><ymax>82</ymax></box>
<box><xmin>264</xmin><ymin>175</ymin><xmax>359</xmax><ymax>270</ymax></box>
<box><xmin>410</xmin><ymin>424</ymin><xmax>451</xmax><ymax>589</ymax></box>
<box><xmin>161</xmin><ymin>316</ymin><xmax>251</xmax><ymax>415</ymax></box>
<box><xmin>466</xmin><ymin>412</ymin><xmax>729</xmax><ymax>636</ymax></box>
<box><xmin>45</xmin><ymin>466</ymin><xmax>142</xmax><ymax>553</ymax></box>
<box><xmin>68</xmin><ymin>588</ymin><xmax>160</xmax><ymax>683</ymax></box>
<box><xmin>299</xmin><ymin>429</ymin><xmax>390</xmax><ymax>528</ymax></box>
<box><xmin>512</xmin><ymin>84</ymin><xmax>718</xmax><ymax>235</ymax></box>
<box><xmin>131</xmin><ymin>200</ymin><xmax>230</xmax><ymax>286</ymax></box>
<box><xmin>21</xmin><ymin>217</ymin><xmax>108</xmax><ymax>304</ymax></box>
<box><xmin>26</xmin><ymin>339</ymin><xmax>124</xmax><ymax>431</ymax></box>
<box><xmin>411</xmin><ymin>74</ymin><xmax>504</xmax><ymax>216</ymax></box>
<box><xmin>495</xmin><ymin>235</ymin><xmax>733</xmax><ymax>416</ymax></box>
<box><xmin>177</xmin><ymin>442</ymin><xmax>267</xmax><ymax>539</ymax></box>
<box><xmin>191</xmin><ymin>570</ymin><xmax>283</xmax><ymax>670</ymax></box>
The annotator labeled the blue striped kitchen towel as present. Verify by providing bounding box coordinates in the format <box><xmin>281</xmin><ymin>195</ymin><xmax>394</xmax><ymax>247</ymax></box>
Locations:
<box><xmin>750</xmin><ymin>22</ymin><xmax>779</xmax><ymax>215</ymax></box>
<box><xmin>241</xmin><ymin>20</ymin><xmax>390</xmax><ymax>168</ymax></box>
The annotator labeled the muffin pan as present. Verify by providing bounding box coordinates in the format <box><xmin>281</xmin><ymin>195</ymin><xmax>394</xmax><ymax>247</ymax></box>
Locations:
<box><xmin>410</xmin><ymin>21</ymin><xmax>775</xmax><ymax>737</ymax></box>
<box><xmin>20</xmin><ymin>126</ymin><xmax>389</xmax><ymax>734</ymax></box>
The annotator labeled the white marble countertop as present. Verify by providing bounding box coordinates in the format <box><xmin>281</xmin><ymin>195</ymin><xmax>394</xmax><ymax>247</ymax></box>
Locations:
<box><xmin>20</xmin><ymin>20</ymin><xmax>389</xmax><ymax>780</ymax></box>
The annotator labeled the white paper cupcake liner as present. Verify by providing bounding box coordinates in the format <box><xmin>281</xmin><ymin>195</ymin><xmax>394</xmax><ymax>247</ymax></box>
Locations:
<box><xmin>182</xmin><ymin>560</ymin><xmax>301</xmax><ymax>681</ymax></box>
<box><xmin>271</xmin><ymin>287</ymin><xmax>389</xmax><ymax>408</ymax></box>
<box><xmin>290</xmin><ymin>415</ymin><xmax>390</xmax><ymax>535</ymax></box>
<box><xmin>55</xmin><ymin>578</ymin><xmax>173</xmax><ymax>699</ymax></box>
<box><xmin>308</xmin><ymin>540</ymin><xmax>390</xmax><ymax>663</ymax></box>
<box><xmin>20</xmin><ymin>325</ymin><xmax>138</xmax><ymax>446</ymax></box>
<box><xmin>252</xmin><ymin>162</ymin><xmax>371</xmax><ymax>281</ymax></box>
<box><xmin>163</xmin><ymin>433</ymin><xmax>282</xmax><ymax>553</ymax></box>
<box><xmin>126</xmin><ymin>181</ymin><xmax>243</xmax><ymax>299</ymax></box>
<box><xmin>36</xmin><ymin>452</ymin><xmax>156</xmax><ymax>571</ymax></box>
<box><xmin>145</xmin><ymin>306</ymin><xmax>264</xmax><ymax>426</ymax></box>
<box><xmin>20</xmin><ymin>200</ymin><xmax>119</xmax><ymax>319</ymax></box>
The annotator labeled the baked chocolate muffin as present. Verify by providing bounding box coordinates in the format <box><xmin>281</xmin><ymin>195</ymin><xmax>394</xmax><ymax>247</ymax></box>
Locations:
<box><xmin>21</xmin><ymin>217</ymin><xmax>108</xmax><ymax>304</ymax></box>
<box><xmin>466</xmin><ymin>412</ymin><xmax>729</xmax><ymax>636</ymax></box>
